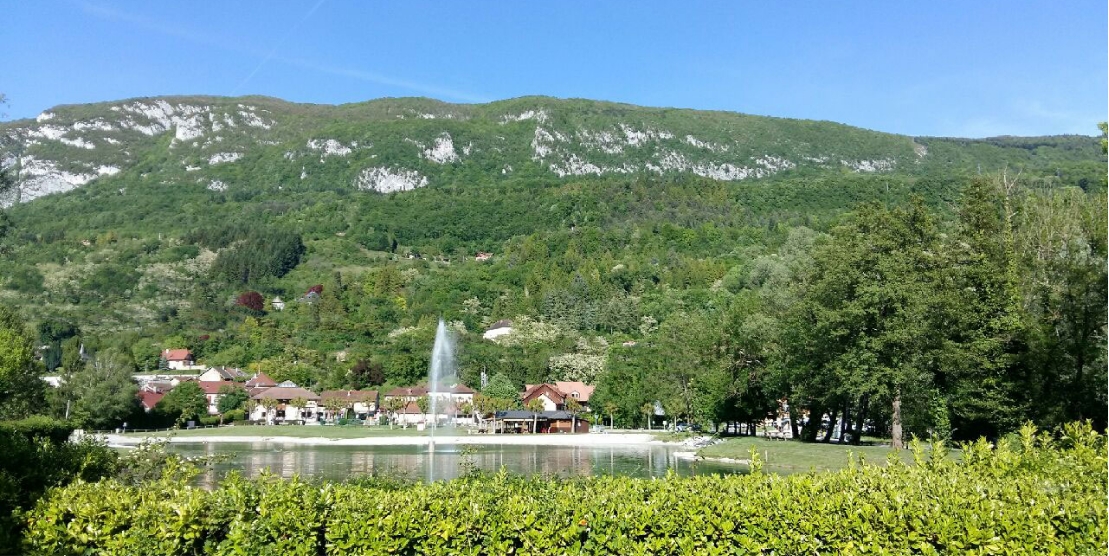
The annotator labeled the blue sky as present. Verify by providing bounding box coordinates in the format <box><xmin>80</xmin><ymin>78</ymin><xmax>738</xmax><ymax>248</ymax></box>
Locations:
<box><xmin>3</xmin><ymin>1</ymin><xmax>1106</xmax><ymax>137</ymax></box>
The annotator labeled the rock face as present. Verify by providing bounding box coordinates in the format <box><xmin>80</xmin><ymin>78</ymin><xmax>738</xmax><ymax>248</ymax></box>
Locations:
<box><xmin>0</xmin><ymin>95</ymin><xmax>1096</xmax><ymax>206</ymax></box>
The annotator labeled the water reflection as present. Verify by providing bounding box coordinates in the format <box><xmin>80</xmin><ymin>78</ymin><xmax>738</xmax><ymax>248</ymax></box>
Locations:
<box><xmin>173</xmin><ymin>442</ymin><xmax>743</xmax><ymax>484</ymax></box>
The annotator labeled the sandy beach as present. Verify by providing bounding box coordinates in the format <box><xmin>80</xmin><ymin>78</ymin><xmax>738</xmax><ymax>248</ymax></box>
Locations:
<box><xmin>103</xmin><ymin>432</ymin><xmax>663</xmax><ymax>448</ymax></box>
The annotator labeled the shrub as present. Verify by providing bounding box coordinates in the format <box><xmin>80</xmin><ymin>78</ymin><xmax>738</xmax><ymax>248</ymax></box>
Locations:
<box><xmin>0</xmin><ymin>419</ymin><xmax>117</xmax><ymax>552</ymax></box>
<box><xmin>21</xmin><ymin>423</ymin><xmax>1108</xmax><ymax>555</ymax></box>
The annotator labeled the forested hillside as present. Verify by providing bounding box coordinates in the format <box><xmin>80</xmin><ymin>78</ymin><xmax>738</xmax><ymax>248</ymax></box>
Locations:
<box><xmin>0</xmin><ymin>95</ymin><xmax>1104</xmax><ymax>441</ymax></box>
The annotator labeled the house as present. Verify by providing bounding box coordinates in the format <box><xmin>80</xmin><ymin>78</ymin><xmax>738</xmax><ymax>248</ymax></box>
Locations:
<box><xmin>248</xmin><ymin>385</ymin><xmax>321</xmax><ymax>423</ymax></box>
<box><xmin>197</xmin><ymin>381</ymin><xmax>245</xmax><ymax>415</ymax></box>
<box><xmin>161</xmin><ymin>349</ymin><xmax>198</xmax><ymax>371</ymax></box>
<box><xmin>475</xmin><ymin>252</ymin><xmax>493</xmax><ymax>262</ymax></box>
<box><xmin>493</xmin><ymin>410</ymin><xmax>590</xmax><ymax>434</ymax></box>
<box><xmin>382</xmin><ymin>384</ymin><xmax>477</xmax><ymax>425</ymax></box>
<box><xmin>319</xmin><ymin>390</ymin><xmax>379</xmax><ymax>420</ymax></box>
<box><xmin>482</xmin><ymin>319</ymin><xmax>514</xmax><ymax>341</ymax></box>
<box><xmin>197</xmin><ymin>366</ymin><xmax>246</xmax><ymax>382</ymax></box>
<box><xmin>137</xmin><ymin>390</ymin><xmax>165</xmax><ymax>412</ymax></box>
<box><xmin>271</xmin><ymin>296</ymin><xmax>286</xmax><ymax>311</ymax></box>
<box><xmin>552</xmin><ymin>381</ymin><xmax>594</xmax><ymax>411</ymax></box>
<box><xmin>521</xmin><ymin>384</ymin><xmax>565</xmax><ymax>412</ymax></box>
<box><xmin>245</xmin><ymin>372</ymin><xmax>278</xmax><ymax>390</ymax></box>
<box><xmin>393</xmin><ymin>400</ymin><xmax>430</xmax><ymax>425</ymax></box>
<box><xmin>521</xmin><ymin>382</ymin><xmax>595</xmax><ymax>412</ymax></box>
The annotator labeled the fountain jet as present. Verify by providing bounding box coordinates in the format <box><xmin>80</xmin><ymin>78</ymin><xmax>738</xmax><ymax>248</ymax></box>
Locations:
<box><xmin>427</xmin><ymin>319</ymin><xmax>456</xmax><ymax>481</ymax></box>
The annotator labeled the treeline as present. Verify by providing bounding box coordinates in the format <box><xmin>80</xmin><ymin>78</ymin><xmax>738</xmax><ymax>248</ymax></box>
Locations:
<box><xmin>593</xmin><ymin>177</ymin><xmax>1107</xmax><ymax>444</ymax></box>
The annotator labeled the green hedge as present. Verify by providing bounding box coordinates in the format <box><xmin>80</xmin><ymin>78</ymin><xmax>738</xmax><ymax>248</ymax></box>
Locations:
<box><xmin>22</xmin><ymin>423</ymin><xmax>1108</xmax><ymax>555</ymax></box>
<box><xmin>0</xmin><ymin>416</ymin><xmax>76</xmax><ymax>444</ymax></box>
<box><xmin>0</xmin><ymin>418</ymin><xmax>117</xmax><ymax>552</ymax></box>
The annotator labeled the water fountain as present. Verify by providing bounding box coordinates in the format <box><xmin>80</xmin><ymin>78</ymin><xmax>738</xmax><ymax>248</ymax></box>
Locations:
<box><xmin>427</xmin><ymin>318</ymin><xmax>456</xmax><ymax>481</ymax></box>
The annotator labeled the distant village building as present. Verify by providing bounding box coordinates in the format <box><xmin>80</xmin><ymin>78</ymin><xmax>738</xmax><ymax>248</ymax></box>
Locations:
<box><xmin>197</xmin><ymin>380</ymin><xmax>245</xmax><ymax>415</ymax></box>
<box><xmin>271</xmin><ymin>296</ymin><xmax>286</xmax><ymax>311</ymax></box>
<box><xmin>521</xmin><ymin>382</ymin><xmax>595</xmax><ymax>412</ymax></box>
<box><xmin>482</xmin><ymin>319</ymin><xmax>514</xmax><ymax>341</ymax></box>
<box><xmin>197</xmin><ymin>366</ymin><xmax>246</xmax><ymax>382</ymax></box>
<box><xmin>160</xmin><ymin>349</ymin><xmax>199</xmax><ymax>371</ymax></box>
<box><xmin>382</xmin><ymin>384</ymin><xmax>477</xmax><ymax>425</ymax></box>
<box><xmin>475</xmin><ymin>252</ymin><xmax>494</xmax><ymax>262</ymax></box>
<box><xmin>319</xmin><ymin>390</ymin><xmax>379</xmax><ymax>420</ymax></box>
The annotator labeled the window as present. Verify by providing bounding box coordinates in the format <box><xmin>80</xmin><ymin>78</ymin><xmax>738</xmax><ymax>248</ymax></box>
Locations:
<box><xmin>571</xmin><ymin>392</ymin><xmax>579</xmax><ymax>398</ymax></box>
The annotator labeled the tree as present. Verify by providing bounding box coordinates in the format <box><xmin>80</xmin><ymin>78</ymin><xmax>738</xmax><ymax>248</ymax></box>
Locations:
<box><xmin>235</xmin><ymin>291</ymin><xmax>265</xmax><ymax>314</ymax></box>
<box><xmin>323</xmin><ymin>397</ymin><xmax>347</xmax><ymax>422</ymax></box>
<box><xmin>382</xmin><ymin>397</ymin><xmax>405</xmax><ymax>428</ymax></box>
<box><xmin>482</xmin><ymin>372</ymin><xmax>518</xmax><ymax>400</ymax></box>
<box><xmin>565</xmin><ymin>397</ymin><xmax>582</xmax><ymax>433</ymax></box>
<box><xmin>786</xmin><ymin>199</ymin><xmax>943</xmax><ymax>448</ymax></box>
<box><xmin>0</xmin><ymin>305</ymin><xmax>45</xmax><ymax>420</ymax></box>
<box><xmin>65</xmin><ymin>349</ymin><xmax>138</xmax><ymax>430</ymax></box>
<box><xmin>157</xmin><ymin>381</ymin><xmax>208</xmax><ymax>427</ymax></box>
<box><xmin>349</xmin><ymin>359</ymin><xmax>385</xmax><ymax>389</ymax></box>
<box><xmin>416</xmin><ymin>396</ymin><xmax>430</xmax><ymax>423</ymax></box>
<box><xmin>216</xmin><ymin>385</ymin><xmax>249</xmax><ymax>415</ymax></box>
<box><xmin>289</xmin><ymin>397</ymin><xmax>308</xmax><ymax>421</ymax></box>
<box><xmin>603</xmin><ymin>401</ymin><xmax>618</xmax><ymax>429</ymax></box>
<box><xmin>641</xmin><ymin>402</ymin><xmax>654</xmax><ymax>430</ymax></box>
<box><xmin>525</xmin><ymin>398</ymin><xmax>544</xmax><ymax>433</ymax></box>
<box><xmin>259</xmin><ymin>397</ymin><xmax>278</xmax><ymax>425</ymax></box>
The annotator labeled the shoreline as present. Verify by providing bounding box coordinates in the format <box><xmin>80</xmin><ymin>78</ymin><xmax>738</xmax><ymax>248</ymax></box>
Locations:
<box><xmin>102</xmin><ymin>432</ymin><xmax>664</xmax><ymax>448</ymax></box>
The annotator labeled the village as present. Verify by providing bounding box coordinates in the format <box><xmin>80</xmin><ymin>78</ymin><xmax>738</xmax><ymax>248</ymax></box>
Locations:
<box><xmin>128</xmin><ymin>347</ymin><xmax>596</xmax><ymax>434</ymax></box>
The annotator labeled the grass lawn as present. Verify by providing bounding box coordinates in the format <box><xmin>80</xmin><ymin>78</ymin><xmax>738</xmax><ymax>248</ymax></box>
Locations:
<box><xmin>133</xmin><ymin>425</ymin><xmax>434</xmax><ymax>439</ymax></box>
<box><xmin>698</xmin><ymin>437</ymin><xmax>952</xmax><ymax>473</ymax></box>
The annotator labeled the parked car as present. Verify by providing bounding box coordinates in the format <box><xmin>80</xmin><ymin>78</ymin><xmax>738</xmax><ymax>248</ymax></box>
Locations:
<box><xmin>675</xmin><ymin>422</ymin><xmax>702</xmax><ymax>433</ymax></box>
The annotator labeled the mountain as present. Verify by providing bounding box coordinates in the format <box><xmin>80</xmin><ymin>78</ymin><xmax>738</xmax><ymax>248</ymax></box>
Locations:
<box><xmin>0</xmin><ymin>95</ymin><xmax>1103</xmax><ymax>341</ymax></box>
<box><xmin>2</xmin><ymin>95</ymin><xmax>1101</xmax><ymax>205</ymax></box>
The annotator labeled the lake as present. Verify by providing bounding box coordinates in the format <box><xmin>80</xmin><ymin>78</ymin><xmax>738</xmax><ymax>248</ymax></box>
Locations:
<box><xmin>168</xmin><ymin>442</ymin><xmax>744</xmax><ymax>484</ymax></box>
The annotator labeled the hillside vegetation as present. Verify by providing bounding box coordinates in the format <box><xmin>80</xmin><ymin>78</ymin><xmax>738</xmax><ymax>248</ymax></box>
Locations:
<box><xmin>0</xmin><ymin>95</ymin><xmax>1104</xmax><ymax>442</ymax></box>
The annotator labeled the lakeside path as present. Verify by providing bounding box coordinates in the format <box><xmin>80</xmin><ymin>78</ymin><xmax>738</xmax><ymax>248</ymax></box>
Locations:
<box><xmin>103</xmin><ymin>430</ymin><xmax>663</xmax><ymax>448</ymax></box>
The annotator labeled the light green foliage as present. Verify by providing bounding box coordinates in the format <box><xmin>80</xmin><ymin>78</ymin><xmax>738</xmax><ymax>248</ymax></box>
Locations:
<box><xmin>0</xmin><ymin>305</ymin><xmax>44</xmax><ymax>420</ymax></box>
<box><xmin>22</xmin><ymin>423</ymin><xmax>1108</xmax><ymax>555</ymax></box>
<box><xmin>481</xmin><ymin>372</ymin><xmax>518</xmax><ymax>401</ymax></box>
<box><xmin>62</xmin><ymin>349</ymin><xmax>138</xmax><ymax>430</ymax></box>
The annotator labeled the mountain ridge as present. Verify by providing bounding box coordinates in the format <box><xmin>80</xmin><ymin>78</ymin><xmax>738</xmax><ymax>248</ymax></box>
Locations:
<box><xmin>3</xmin><ymin>94</ymin><xmax>1100</xmax><ymax>206</ymax></box>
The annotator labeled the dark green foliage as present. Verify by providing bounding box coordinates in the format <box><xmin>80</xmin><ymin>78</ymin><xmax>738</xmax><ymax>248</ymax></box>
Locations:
<box><xmin>156</xmin><ymin>381</ymin><xmax>207</xmax><ymax>423</ymax></box>
<box><xmin>216</xmin><ymin>385</ymin><xmax>248</xmax><ymax>414</ymax></box>
<box><xmin>0</xmin><ymin>418</ymin><xmax>117</xmax><ymax>552</ymax></box>
<box><xmin>212</xmin><ymin>228</ymin><xmax>305</xmax><ymax>285</ymax></box>
<box><xmin>21</xmin><ymin>423</ymin><xmax>1108</xmax><ymax>555</ymax></box>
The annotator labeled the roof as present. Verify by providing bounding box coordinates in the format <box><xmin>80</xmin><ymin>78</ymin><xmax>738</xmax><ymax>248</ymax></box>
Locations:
<box><xmin>398</xmin><ymin>400</ymin><xmax>424</xmax><ymax>414</ymax></box>
<box><xmin>429</xmin><ymin>383</ymin><xmax>476</xmax><ymax>394</ymax></box>
<box><xmin>206</xmin><ymin>366</ymin><xmax>246</xmax><ymax>380</ymax></box>
<box><xmin>137</xmin><ymin>390</ymin><xmax>165</xmax><ymax>410</ymax></box>
<box><xmin>386</xmin><ymin>386</ymin><xmax>429</xmax><ymax>397</ymax></box>
<box><xmin>162</xmin><ymin>349</ymin><xmax>193</xmax><ymax>361</ymax></box>
<box><xmin>553</xmin><ymin>381</ymin><xmax>595</xmax><ymax>403</ymax></box>
<box><xmin>245</xmin><ymin>372</ymin><xmax>277</xmax><ymax>388</ymax></box>
<box><xmin>522</xmin><ymin>383</ymin><xmax>565</xmax><ymax>405</ymax></box>
<box><xmin>198</xmin><ymin>381</ymin><xmax>244</xmax><ymax>395</ymax></box>
<box><xmin>251</xmin><ymin>386</ymin><xmax>320</xmax><ymax>401</ymax></box>
<box><xmin>320</xmin><ymin>390</ymin><xmax>379</xmax><ymax>402</ymax></box>
<box><xmin>142</xmin><ymin>380</ymin><xmax>174</xmax><ymax>393</ymax></box>
<box><xmin>487</xmin><ymin>319</ymin><xmax>513</xmax><ymax>331</ymax></box>
<box><xmin>495</xmin><ymin>410</ymin><xmax>577</xmax><ymax>420</ymax></box>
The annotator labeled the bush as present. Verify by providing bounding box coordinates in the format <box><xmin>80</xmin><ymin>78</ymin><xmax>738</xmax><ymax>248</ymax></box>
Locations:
<box><xmin>222</xmin><ymin>409</ymin><xmax>246</xmax><ymax>423</ymax></box>
<box><xmin>21</xmin><ymin>423</ymin><xmax>1108</xmax><ymax>555</ymax></box>
<box><xmin>0</xmin><ymin>416</ymin><xmax>75</xmax><ymax>444</ymax></box>
<box><xmin>0</xmin><ymin>419</ymin><xmax>117</xmax><ymax>552</ymax></box>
